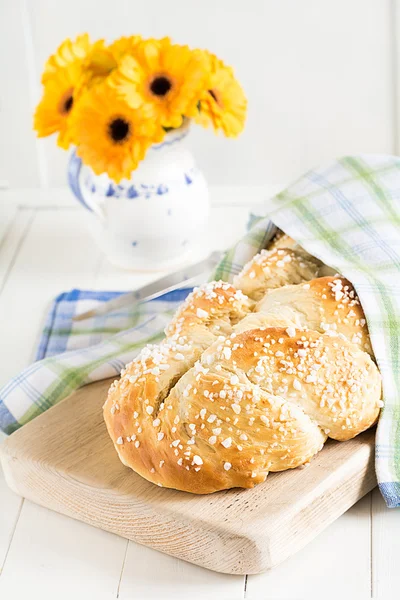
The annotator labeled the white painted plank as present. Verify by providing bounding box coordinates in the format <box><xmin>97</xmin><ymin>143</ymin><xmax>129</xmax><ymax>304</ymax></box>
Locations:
<box><xmin>0</xmin><ymin>209</ymin><xmax>34</xmax><ymax>291</ymax></box>
<box><xmin>0</xmin><ymin>209</ymin><xmax>101</xmax><ymax>387</ymax></box>
<box><xmin>25</xmin><ymin>0</ymin><xmax>393</xmax><ymax>188</ymax></box>
<box><xmin>371</xmin><ymin>487</ymin><xmax>400</xmax><ymax>599</ymax></box>
<box><xmin>0</xmin><ymin>206</ymin><xmax>103</xmax><ymax>585</ymax></box>
<box><xmin>0</xmin><ymin>0</ymin><xmax>41</xmax><ymax>187</ymax></box>
<box><xmin>246</xmin><ymin>495</ymin><xmax>372</xmax><ymax>600</ymax></box>
<box><xmin>0</xmin><ymin>200</ymin><xmax>17</xmax><ymax>250</ymax></box>
<box><xmin>118</xmin><ymin>542</ymin><xmax>245</xmax><ymax>600</ymax></box>
<box><xmin>0</xmin><ymin>451</ymin><xmax>23</xmax><ymax>576</ymax></box>
<box><xmin>0</xmin><ymin>500</ymin><xmax>127</xmax><ymax>600</ymax></box>
<box><xmin>0</xmin><ymin>207</ymin><xmax>31</xmax><ymax>576</ymax></box>
<box><xmin>2</xmin><ymin>188</ymin><xmax>78</xmax><ymax>209</ymax></box>
<box><xmin>1</xmin><ymin>185</ymin><xmax>283</xmax><ymax>210</ymax></box>
<box><xmin>0</xmin><ymin>207</ymin><xmax>125</xmax><ymax>598</ymax></box>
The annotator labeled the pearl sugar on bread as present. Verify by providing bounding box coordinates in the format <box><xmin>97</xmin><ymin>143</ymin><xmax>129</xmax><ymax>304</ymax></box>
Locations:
<box><xmin>103</xmin><ymin>244</ymin><xmax>382</xmax><ymax>493</ymax></box>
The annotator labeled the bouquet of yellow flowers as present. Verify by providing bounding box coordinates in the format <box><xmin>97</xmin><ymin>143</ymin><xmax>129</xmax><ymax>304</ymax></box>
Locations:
<box><xmin>34</xmin><ymin>34</ymin><xmax>247</xmax><ymax>183</ymax></box>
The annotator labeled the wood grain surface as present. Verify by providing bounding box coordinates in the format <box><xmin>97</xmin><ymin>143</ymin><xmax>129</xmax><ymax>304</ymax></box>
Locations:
<box><xmin>0</xmin><ymin>376</ymin><xmax>377</xmax><ymax>575</ymax></box>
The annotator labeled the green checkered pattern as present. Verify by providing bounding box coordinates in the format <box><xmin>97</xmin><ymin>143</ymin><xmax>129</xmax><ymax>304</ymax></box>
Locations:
<box><xmin>1</xmin><ymin>154</ymin><xmax>400</xmax><ymax>506</ymax></box>
<box><xmin>212</xmin><ymin>154</ymin><xmax>400</xmax><ymax>506</ymax></box>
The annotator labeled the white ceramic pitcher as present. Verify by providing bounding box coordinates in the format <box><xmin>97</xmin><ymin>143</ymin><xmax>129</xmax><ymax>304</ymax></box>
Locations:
<box><xmin>68</xmin><ymin>122</ymin><xmax>210</xmax><ymax>270</ymax></box>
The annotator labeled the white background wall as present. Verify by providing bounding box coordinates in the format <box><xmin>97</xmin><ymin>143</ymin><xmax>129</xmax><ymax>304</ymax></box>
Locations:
<box><xmin>0</xmin><ymin>0</ymin><xmax>398</xmax><ymax>189</ymax></box>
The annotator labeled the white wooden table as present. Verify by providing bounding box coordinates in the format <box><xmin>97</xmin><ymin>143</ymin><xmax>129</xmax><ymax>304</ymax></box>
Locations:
<box><xmin>0</xmin><ymin>186</ymin><xmax>399</xmax><ymax>600</ymax></box>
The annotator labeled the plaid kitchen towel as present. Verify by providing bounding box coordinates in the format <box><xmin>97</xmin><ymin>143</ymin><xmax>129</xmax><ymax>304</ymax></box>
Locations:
<box><xmin>0</xmin><ymin>288</ymin><xmax>193</xmax><ymax>435</ymax></box>
<box><xmin>35</xmin><ymin>288</ymin><xmax>193</xmax><ymax>360</ymax></box>
<box><xmin>216</xmin><ymin>154</ymin><xmax>400</xmax><ymax>507</ymax></box>
<box><xmin>1</xmin><ymin>154</ymin><xmax>400</xmax><ymax>507</ymax></box>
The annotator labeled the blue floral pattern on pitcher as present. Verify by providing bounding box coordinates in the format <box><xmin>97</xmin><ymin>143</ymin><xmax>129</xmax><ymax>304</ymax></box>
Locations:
<box><xmin>82</xmin><ymin>166</ymin><xmax>198</xmax><ymax>200</ymax></box>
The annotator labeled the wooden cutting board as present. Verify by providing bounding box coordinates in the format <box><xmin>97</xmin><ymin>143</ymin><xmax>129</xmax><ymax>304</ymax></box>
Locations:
<box><xmin>0</xmin><ymin>377</ymin><xmax>377</xmax><ymax>575</ymax></box>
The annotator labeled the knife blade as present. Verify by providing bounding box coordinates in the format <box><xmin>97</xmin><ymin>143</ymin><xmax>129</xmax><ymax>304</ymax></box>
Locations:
<box><xmin>72</xmin><ymin>250</ymin><xmax>223</xmax><ymax>322</ymax></box>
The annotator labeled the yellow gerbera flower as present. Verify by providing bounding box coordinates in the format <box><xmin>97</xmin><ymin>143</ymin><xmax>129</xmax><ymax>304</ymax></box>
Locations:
<box><xmin>77</xmin><ymin>35</ymin><xmax>142</xmax><ymax>92</ymax></box>
<box><xmin>70</xmin><ymin>83</ymin><xmax>164</xmax><ymax>182</ymax></box>
<box><xmin>108</xmin><ymin>35</ymin><xmax>143</xmax><ymax>62</ymax></box>
<box><xmin>34</xmin><ymin>63</ymin><xmax>81</xmax><ymax>149</ymax></box>
<box><xmin>196</xmin><ymin>53</ymin><xmax>247</xmax><ymax>137</ymax></box>
<box><xmin>109</xmin><ymin>37</ymin><xmax>208</xmax><ymax>129</ymax></box>
<box><xmin>42</xmin><ymin>34</ymin><xmax>92</xmax><ymax>83</ymax></box>
<box><xmin>34</xmin><ymin>34</ymin><xmax>94</xmax><ymax>148</ymax></box>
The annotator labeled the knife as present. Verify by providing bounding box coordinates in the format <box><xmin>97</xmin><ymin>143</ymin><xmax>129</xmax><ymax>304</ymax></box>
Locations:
<box><xmin>73</xmin><ymin>250</ymin><xmax>224</xmax><ymax>322</ymax></box>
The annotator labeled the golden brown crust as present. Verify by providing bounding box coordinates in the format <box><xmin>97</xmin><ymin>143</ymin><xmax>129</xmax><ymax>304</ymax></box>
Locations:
<box><xmin>104</xmin><ymin>327</ymin><xmax>381</xmax><ymax>493</ymax></box>
<box><xmin>233</xmin><ymin>247</ymin><xmax>322</xmax><ymax>301</ymax></box>
<box><xmin>235</xmin><ymin>276</ymin><xmax>372</xmax><ymax>356</ymax></box>
<box><xmin>103</xmin><ymin>248</ymin><xmax>382</xmax><ymax>494</ymax></box>
<box><xmin>165</xmin><ymin>280</ymin><xmax>253</xmax><ymax>347</ymax></box>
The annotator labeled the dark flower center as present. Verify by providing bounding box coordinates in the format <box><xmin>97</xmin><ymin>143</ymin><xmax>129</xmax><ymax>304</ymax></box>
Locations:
<box><xmin>150</xmin><ymin>76</ymin><xmax>172</xmax><ymax>97</ymax></box>
<box><xmin>59</xmin><ymin>89</ymin><xmax>74</xmax><ymax>114</ymax></box>
<box><xmin>108</xmin><ymin>118</ymin><xmax>131</xmax><ymax>143</ymax></box>
<box><xmin>64</xmin><ymin>95</ymin><xmax>73</xmax><ymax>113</ymax></box>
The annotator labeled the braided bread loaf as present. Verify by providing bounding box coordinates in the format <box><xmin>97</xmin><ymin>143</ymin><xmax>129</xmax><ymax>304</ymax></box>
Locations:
<box><xmin>103</xmin><ymin>246</ymin><xmax>382</xmax><ymax>494</ymax></box>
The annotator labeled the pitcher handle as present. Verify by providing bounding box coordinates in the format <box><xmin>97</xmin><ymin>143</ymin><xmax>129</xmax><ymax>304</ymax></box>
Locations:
<box><xmin>68</xmin><ymin>151</ymin><xmax>106</xmax><ymax>222</ymax></box>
